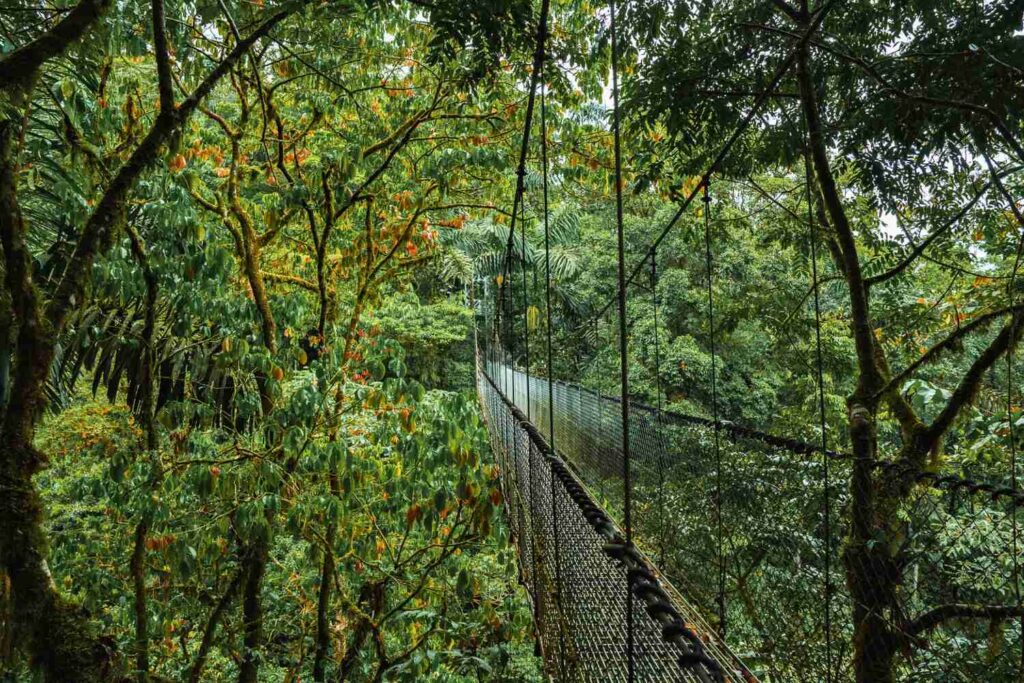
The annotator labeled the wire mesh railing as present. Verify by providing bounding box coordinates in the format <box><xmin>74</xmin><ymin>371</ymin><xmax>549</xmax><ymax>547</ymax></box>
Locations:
<box><xmin>483</xmin><ymin>353</ymin><xmax>1024</xmax><ymax>682</ymax></box>
<box><xmin>477</xmin><ymin>360</ymin><xmax>754</xmax><ymax>682</ymax></box>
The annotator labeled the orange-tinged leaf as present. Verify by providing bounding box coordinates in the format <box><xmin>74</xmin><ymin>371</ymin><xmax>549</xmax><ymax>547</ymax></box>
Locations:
<box><xmin>406</xmin><ymin>503</ymin><xmax>421</xmax><ymax>526</ymax></box>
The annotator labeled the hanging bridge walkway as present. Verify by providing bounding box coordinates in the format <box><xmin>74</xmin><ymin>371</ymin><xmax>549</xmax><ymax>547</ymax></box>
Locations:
<box><xmin>472</xmin><ymin>0</ymin><xmax>1024</xmax><ymax>679</ymax></box>
<box><xmin>477</xmin><ymin>352</ymin><xmax>1024</xmax><ymax>682</ymax></box>
<box><xmin>478</xmin><ymin>358</ymin><xmax>747</xmax><ymax>682</ymax></box>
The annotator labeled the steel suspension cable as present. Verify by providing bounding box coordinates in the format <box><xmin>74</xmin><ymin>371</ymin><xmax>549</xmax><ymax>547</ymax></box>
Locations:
<box><xmin>521</xmin><ymin>213</ymin><xmax>532</xmax><ymax>425</ymax></box>
<box><xmin>651</xmin><ymin>252</ymin><xmax>667</xmax><ymax>567</ymax></box>
<box><xmin>986</xmin><ymin>152</ymin><xmax>1024</xmax><ymax>669</ymax></box>
<box><xmin>608</xmin><ymin>0</ymin><xmax>634</xmax><ymax>675</ymax></box>
<box><xmin>1011</xmin><ymin>240</ymin><xmax>1023</xmax><ymax>675</ymax></box>
<box><xmin>492</xmin><ymin>0</ymin><xmax>550</xmax><ymax>411</ymax></box>
<box><xmin>562</xmin><ymin>2</ymin><xmax>836</xmax><ymax>334</ymax></box>
<box><xmin>497</xmin><ymin>0</ymin><xmax>551</xmax><ymax>289</ymax></box>
<box><xmin>540</xmin><ymin>76</ymin><xmax>555</xmax><ymax>480</ymax></box>
<box><xmin>520</xmin><ymin>154</ymin><xmax>542</xmax><ymax>643</ymax></box>
<box><xmin>806</xmin><ymin>150</ymin><xmax>833</xmax><ymax>681</ymax></box>
<box><xmin>650</xmin><ymin>255</ymin><xmax>664</xmax><ymax>417</ymax></box>
<box><xmin>491</xmin><ymin>0</ymin><xmax>549</xmax><ymax>616</ymax></box>
<box><xmin>703</xmin><ymin>179</ymin><xmax>726</xmax><ymax>638</ymax></box>
<box><xmin>538</xmin><ymin>74</ymin><xmax>567</xmax><ymax>678</ymax></box>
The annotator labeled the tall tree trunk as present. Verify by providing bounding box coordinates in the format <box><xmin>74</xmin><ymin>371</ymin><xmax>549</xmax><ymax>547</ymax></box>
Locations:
<box><xmin>312</xmin><ymin>518</ymin><xmax>336</xmax><ymax>681</ymax></box>
<box><xmin>1</xmin><ymin>121</ymin><xmax>111</xmax><ymax>683</ymax></box>
<box><xmin>130</xmin><ymin>521</ymin><xmax>150</xmax><ymax>682</ymax></box>
<box><xmin>844</xmin><ymin>406</ymin><xmax>898</xmax><ymax>682</ymax></box>
<box><xmin>126</xmin><ymin>222</ymin><xmax>159</xmax><ymax>683</ymax></box>
<box><xmin>188</xmin><ymin>566</ymin><xmax>245</xmax><ymax>683</ymax></box>
<box><xmin>337</xmin><ymin>581</ymin><xmax>386</xmax><ymax>681</ymax></box>
<box><xmin>238</xmin><ymin>541</ymin><xmax>269</xmax><ymax>683</ymax></box>
<box><xmin>312</xmin><ymin>461</ymin><xmax>339</xmax><ymax>681</ymax></box>
<box><xmin>795</xmin><ymin>36</ymin><xmax>899</xmax><ymax>682</ymax></box>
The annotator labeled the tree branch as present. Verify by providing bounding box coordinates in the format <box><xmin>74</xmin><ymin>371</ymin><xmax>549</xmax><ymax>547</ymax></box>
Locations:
<box><xmin>364</xmin><ymin>186</ymin><xmax>439</xmax><ymax>288</ymax></box>
<box><xmin>865</xmin><ymin>174</ymin><xmax>1004</xmax><ymax>288</ymax></box>
<box><xmin>151</xmin><ymin>0</ymin><xmax>175</xmax><ymax>113</ymax></box>
<box><xmin>797</xmin><ymin>39</ymin><xmax>879</xmax><ymax>394</ymax></box>
<box><xmin>334</xmin><ymin>87</ymin><xmax>444</xmax><ymax>223</ymax></box>
<box><xmin>423</xmin><ymin>202</ymin><xmax>512</xmax><ymax>217</ymax></box>
<box><xmin>768</xmin><ymin>0</ymin><xmax>803</xmax><ymax>23</ymax></box>
<box><xmin>361</xmin><ymin>110</ymin><xmax>428</xmax><ymax>158</ymax></box>
<box><xmin>262</xmin><ymin>270</ymin><xmax>319</xmax><ymax>292</ymax></box>
<box><xmin>981</xmin><ymin>153</ymin><xmax>1024</xmax><ymax>277</ymax></box>
<box><xmin>876</xmin><ymin>303</ymin><xmax>1024</xmax><ymax>401</ymax></box>
<box><xmin>922</xmin><ymin>309</ymin><xmax>1024</xmax><ymax>448</ymax></box>
<box><xmin>907</xmin><ymin>603</ymin><xmax>1024</xmax><ymax>638</ymax></box>
<box><xmin>46</xmin><ymin>3</ymin><xmax>303</xmax><ymax>337</ymax></box>
<box><xmin>811</xmin><ymin>182</ymin><xmax>847</xmax><ymax>276</ymax></box>
<box><xmin>187</xmin><ymin>566</ymin><xmax>246</xmax><ymax>683</ymax></box>
<box><xmin>0</xmin><ymin>0</ymin><xmax>111</xmax><ymax>93</ymax></box>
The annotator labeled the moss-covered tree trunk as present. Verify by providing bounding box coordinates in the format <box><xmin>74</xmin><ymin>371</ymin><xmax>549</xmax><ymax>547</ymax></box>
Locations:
<box><xmin>794</xmin><ymin>27</ymin><xmax>902</xmax><ymax>681</ymax></box>
<box><xmin>0</xmin><ymin>5</ymin><xmax>302</xmax><ymax>677</ymax></box>
<box><xmin>1</xmin><ymin>122</ymin><xmax>111</xmax><ymax>682</ymax></box>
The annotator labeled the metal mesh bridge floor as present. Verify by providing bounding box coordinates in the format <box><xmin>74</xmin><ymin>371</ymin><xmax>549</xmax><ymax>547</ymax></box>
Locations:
<box><xmin>478</xmin><ymin>363</ymin><xmax>753</xmax><ymax>682</ymax></box>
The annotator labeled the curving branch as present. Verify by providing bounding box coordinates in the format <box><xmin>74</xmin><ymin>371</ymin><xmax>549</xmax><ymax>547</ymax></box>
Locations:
<box><xmin>187</xmin><ymin>566</ymin><xmax>246</xmax><ymax>683</ymax></box>
<box><xmin>864</xmin><ymin>174</ymin><xmax>1006</xmax><ymax>288</ymax></box>
<box><xmin>768</xmin><ymin>0</ymin><xmax>803</xmax><ymax>23</ymax></box>
<box><xmin>46</xmin><ymin>3</ymin><xmax>304</xmax><ymax>337</ymax></box>
<box><xmin>922</xmin><ymin>309</ymin><xmax>1024</xmax><ymax>449</ymax></box>
<box><xmin>334</xmin><ymin>80</ymin><xmax>446</xmax><ymax>222</ymax></box>
<box><xmin>262</xmin><ymin>271</ymin><xmax>319</xmax><ymax>292</ymax></box>
<box><xmin>907</xmin><ymin>603</ymin><xmax>1024</xmax><ymax>638</ymax></box>
<box><xmin>877</xmin><ymin>303</ymin><xmax>1024</xmax><ymax>401</ymax></box>
<box><xmin>424</xmin><ymin>202</ymin><xmax>512</xmax><ymax>217</ymax></box>
<box><xmin>981</xmin><ymin>153</ymin><xmax>1024</xmax><ymax>270</ymax></box>
<box><xmin>0</xmin><ymin>0</ymin><xmax>111</xmax><ymax>93</ymax></box>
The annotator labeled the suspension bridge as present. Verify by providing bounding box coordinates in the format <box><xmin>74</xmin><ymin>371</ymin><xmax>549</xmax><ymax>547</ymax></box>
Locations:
<box><xmin>472</xmin><ymin>0</ymin><xmax>1024</xmax><ymax>680</ymax></box>
<box><xmin>477</xmin><ymin>346</ymin><xmax>1023</xmax><ymax>681</ymax></box>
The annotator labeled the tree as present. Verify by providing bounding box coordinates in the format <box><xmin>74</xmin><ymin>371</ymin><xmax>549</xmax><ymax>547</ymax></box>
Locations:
<box><xmin>0</xmin><ymin>0</ymin><xmax>541</xmax><ymax>679</ymax></box>
<box><xmin>620</xmin><ymin>1</ymin><xmax>1024</xmax><ymax>680</ymax></box>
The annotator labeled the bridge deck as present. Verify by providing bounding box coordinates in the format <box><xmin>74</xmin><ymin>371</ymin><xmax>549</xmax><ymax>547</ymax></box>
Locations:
<box><xmin>478</xmin><ymin>362</ymin><xmax>753</xmax><ymax>682</ymax></box>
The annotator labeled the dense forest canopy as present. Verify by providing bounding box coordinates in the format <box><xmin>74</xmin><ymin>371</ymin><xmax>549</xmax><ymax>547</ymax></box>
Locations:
<box><xmin>0</xmin><ymin>0</ymin><xmax>564</xmax><ymax>680</ymax></box>
<box><xmin>1</xmin><ymin>0</ymin><xmax>1023</xmax><ymax>681</ymax></box>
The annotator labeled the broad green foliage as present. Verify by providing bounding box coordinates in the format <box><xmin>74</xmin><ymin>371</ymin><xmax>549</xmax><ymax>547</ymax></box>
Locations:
<box><xmin>33</xmin><ymin>387</ymin><xmax>540</xmax><ymax>681</ymax></box>
<box><xmin>0</xmin><ymin>0</ymin><xmax>571</xmax><ymax>679</ymax></box>
<box><xmin>373</xmin><ymin>294</ymin><xmax>475</xmax><ymax>389</ymax></box>
<box><xmin>3</xmin><ymin>0</ymin><xmax>1023</xmax><ymax>680</ymax></box>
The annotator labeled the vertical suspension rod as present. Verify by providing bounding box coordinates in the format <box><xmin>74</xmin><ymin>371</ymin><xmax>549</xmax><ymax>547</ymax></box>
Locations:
<box><xmin>539</xmin><ymin>76</ymin><xmax>567</xmax><ymax>677</ymax></box>
<box><xmin>806</xmin><ymin>151</ymin><xmax>833</xmax><ymax>681</ymax></box>
<box><xmin>703</xmin><ymin>178</ymin><xmax>726</xmax><ymax>638</ymax></box>
<box><xmin>608</xmin><ymin>0</ymin><xmax>634</xmax><ymax>678</ymax></box>
<box><xmin>651</xmin><ymin>252</ymin><xmax>668</xmax><ymax>568</ymax></box>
